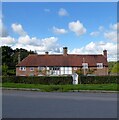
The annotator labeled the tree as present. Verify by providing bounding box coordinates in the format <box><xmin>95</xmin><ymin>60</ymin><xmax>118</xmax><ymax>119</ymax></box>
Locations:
<box><xmin>111</xmin><ymin>62</ymin><xmax>119</xmax><ymax>75</ymax></box>
<box><xmin>2</xmin><ymin>63</ymin><xmax>8</xmax><ymax>76</ymax></box>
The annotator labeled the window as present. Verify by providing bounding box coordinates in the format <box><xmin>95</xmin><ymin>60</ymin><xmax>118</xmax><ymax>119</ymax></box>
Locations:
<box><xmin>30</xmin><ymin>67</ymin><xmax>34</xmax><ymax>71</ymax></box>
<box><xmin>97</xmin><ymin>63</ymin><xmax>103</xmax><ymax>69</ymax></box>
<box><xmin>38</xmin><ymin>67</ymin><xmax>44</xmax><ymax>71</ymax></box>
<box><xmin>82</xmin><ymin>63</ymin><xmax>88</xmax><ymax>69</ymax></box>
<box><xmin>19</xmin><ymin>67</ymin><xmax>26</xmax><ymax>71</ymax></box>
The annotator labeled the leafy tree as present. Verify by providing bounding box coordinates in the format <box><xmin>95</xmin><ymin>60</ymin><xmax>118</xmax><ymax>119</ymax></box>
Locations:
<box><xmin>111</xmin><ymin>62</ymin><xmax>119</xmax><ymax>74</ymax></box>
<box><xmin>108</xmin><ymin>61</ymin><xmax>116</xmax><ymax>74</ymax></box>
<box><xmin>1</xmin><ymin>46</ymin><xmax>36</xmax><ymax>76</ymax></box>
<box><xmin>2</xmin><ymin>63</ymin><xmax>8</xmax><ymax>76</ymax></box>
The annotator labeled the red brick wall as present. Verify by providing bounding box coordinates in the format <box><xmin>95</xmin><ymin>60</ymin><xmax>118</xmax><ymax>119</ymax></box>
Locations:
<box><xmin>16</xmin><ymin>66</ymin><xmax>108</xmax><ymax>76</ymax></box>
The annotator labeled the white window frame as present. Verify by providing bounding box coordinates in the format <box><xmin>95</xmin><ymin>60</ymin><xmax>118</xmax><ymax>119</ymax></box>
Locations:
<box><xmin>30</xmin><ymin>67</ymin><xmax>34</xmax><ymax>71</ymax></box>
<box><xmin>19</xmin><ymin>67</ymin><xmax>26</xmax><ymax>71</ymax></box>
<box><xmin>82</xmin><ymin>63</ymin><xmax>88</xmax><ymax>69</ymax></box>
<box><xmin>97</xmin><ymin>63</ymin><xmax>103</xmax><ymax>69</ymax></box>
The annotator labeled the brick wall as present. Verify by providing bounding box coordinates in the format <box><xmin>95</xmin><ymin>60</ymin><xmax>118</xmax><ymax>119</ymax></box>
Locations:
<box><xmin>16</xmin><ymin>66</ymin><xmax>108</xmax><ymax>76</ymax></box>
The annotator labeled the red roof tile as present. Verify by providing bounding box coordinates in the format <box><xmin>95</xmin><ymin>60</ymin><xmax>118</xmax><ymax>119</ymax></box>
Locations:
<box><xmin>16</xmin><ymin>54</ymin><xmax>108</xmax><ymax>67</ymax></box>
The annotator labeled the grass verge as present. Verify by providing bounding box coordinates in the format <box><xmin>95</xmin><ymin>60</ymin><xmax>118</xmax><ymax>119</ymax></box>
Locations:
<box><xmin>1</xmin><ymin>82</ymin><xmax>118</xmax><ymax>92</ymax></box>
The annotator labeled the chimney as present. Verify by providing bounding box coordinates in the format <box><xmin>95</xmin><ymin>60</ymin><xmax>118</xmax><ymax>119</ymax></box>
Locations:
<box><xmin>45</xmin><ymin>51</ymin><xmax>49</xmax><ymax>55</ymax></box>
<box><xmin>103</xmin><ymin>50</ymin><xmax>107</xmax><ymax>59</ymax></box>
<box><xmin>63</xmin><ymin>47</ymin><xmax>68</xmax><ymax>56</ymax></box>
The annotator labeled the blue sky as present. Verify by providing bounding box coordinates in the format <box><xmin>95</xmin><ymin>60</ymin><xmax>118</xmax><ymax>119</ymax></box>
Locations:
<box><xmin>1</xmin><ymin>2</ymin><xmax>118</xmax><ymax>61</ymax></box>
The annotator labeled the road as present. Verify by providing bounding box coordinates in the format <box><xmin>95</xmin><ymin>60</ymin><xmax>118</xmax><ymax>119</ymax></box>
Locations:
<box><xmin>2</xmin><ymin>90</ymin><xmax>117</xmax><ymax>118</ymax></box>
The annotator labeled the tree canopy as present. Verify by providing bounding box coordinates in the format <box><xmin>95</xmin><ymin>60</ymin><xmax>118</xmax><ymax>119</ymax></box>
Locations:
<box><xmin>1</xmin><ymin>46</ymin><xmax>36</xmax><ymax>76</ymax></box>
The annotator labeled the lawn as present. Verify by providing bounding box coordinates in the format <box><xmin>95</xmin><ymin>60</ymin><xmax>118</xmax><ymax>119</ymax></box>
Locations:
<box><xmin>1</xmin><ymin>83</ymin><xmax>118</xmax><ymax>92</ymax></box>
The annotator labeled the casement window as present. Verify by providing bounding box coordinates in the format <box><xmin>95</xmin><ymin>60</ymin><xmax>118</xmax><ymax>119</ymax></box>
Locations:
<box><xmin>19</xmin><ymin>67</ymin><xmax>26</xmax><ymax>71</ymax></box>
<box><xmin>97</xmin><ymin>63</ymin><xmax>103</xmax><ymax>69</ymax></box>
<box><xmin>38</xmin><ymin>67</ymin><xmax>44</xmax><ymax>71</ymax></box>
<box><xmin>82</xmin><ymin>63</ymin><xmax>88</xmax><ymax>69</ymax></box>
<box><xmin>30</xmin><ymin>67</ymin><xmax>34</xmax><ymax>71</ymax></box>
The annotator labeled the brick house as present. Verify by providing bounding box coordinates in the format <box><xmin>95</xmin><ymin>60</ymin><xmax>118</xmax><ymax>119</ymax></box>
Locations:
<box><xmin>16</xmin><ymin>47</ymin><xmax>108</xmax><ymax>76</ymax></box>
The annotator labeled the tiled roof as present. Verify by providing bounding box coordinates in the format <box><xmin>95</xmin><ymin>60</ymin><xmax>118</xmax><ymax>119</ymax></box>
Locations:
<box><xmin>16</xmin><ymin>54</ymin><xmax>108</xmax><ymax>67</ymax></box>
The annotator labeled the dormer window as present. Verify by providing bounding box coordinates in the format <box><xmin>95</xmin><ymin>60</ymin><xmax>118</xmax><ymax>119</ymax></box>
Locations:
<box><xmin>82</xmin><ymin>63</ymin><xmax>88</xmax><ymax>69</ymax></box>
<box><xmin>97</xmin><ymin>63</ymin><xmax>103</xmax><ymax>69</ymax></box>
<box><xmin>19</xmin><ymin>67</ymin><xmax>26</xmax><ymax>71</ymax></box>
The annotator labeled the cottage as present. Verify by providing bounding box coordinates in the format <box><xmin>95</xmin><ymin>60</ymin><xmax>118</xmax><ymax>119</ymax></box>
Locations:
<box><xmin>16</xmin><ymin>47</ymin><xmax>108</xmax><ymax>76</ymax></box>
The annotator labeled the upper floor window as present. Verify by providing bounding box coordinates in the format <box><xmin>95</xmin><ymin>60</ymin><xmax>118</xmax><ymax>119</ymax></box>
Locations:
<box><xmin>82</xmin><ymin>63</ymin><xmax>88</xmax><ymax>69</ymax></box>
<box><xmin>97</xmin><ymin>63</ymin><xmax>103</xmax><ymax>69</ymax></box>
<box><xmin>19</xmin><ymin>67</ymin><xmax>26</xmax><ymax>71</ymax></box>
<box><xmin>30</xmin><ymin>67</ymin><xmax>34</xmax><ymax>71</ymax></box>
<box><xmin>38</xmin><ymin>67</ymin><xmax>44</xmax><ymax>71</ymax></box>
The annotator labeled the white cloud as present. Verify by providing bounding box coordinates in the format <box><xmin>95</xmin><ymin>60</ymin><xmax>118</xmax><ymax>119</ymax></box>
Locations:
<box><xmin>58</xmin><ymin>8</ymin><xmax>68</xmax><ymax>16</ymax></box>
<box><xmin>90</xmin><ymin>31</ymin><xmax>99</xmax><ymax>37</ymax></box>
<box><xmin>104</xmin><ymin>31</ymin><xmax>117</xmax><ymax>42</ymax></box>
<box><xmin>71</xmin><ymin>41</ymin><xmax>117</xmax><ymax>61</ymax></box>
<box><xmin>11</xmin><ymin>23</ymin><xmax>27</xmax><ymax>36</ymax></box>
<box><xmin>53</xmin><ymin>26</ymin><xmax>68</xmax><ymax>34</ymax></box>
<box><xmin>110</xmin><ymin>23</ymin><xmax>119</xmax><ymax>31</ymax></box>
<box><xmin>12</xmin><ymin>36</ymin><xmax>60</xmax><ymax>54</ymax></box>
<box><xmin>69</xmin><ymin>20</ymin><xmax>86</xmax><ymax>36</ymax></box>
<box><xmin>0</xmin><ymin>36</ymin><xmax>15</xmax><ymax>46</ymax></box>
<box><xmin>98</xmin><ymin>26</ymin><xmax>104</xmax><ymax>31</ymax></box>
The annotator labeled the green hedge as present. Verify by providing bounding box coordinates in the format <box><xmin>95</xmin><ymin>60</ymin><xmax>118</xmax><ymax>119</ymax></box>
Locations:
<box><xmin>80</xmin><ymin>76</ymin><xmax>119</xmax><ymax>84</ymax></box>
<box><xmin>1</xmin><ymin>75</ymin><xmax>119</xmax><ymax>85</ymax></box>
<box><xmin>2</xmin><ymin>76</ymin><xmax>72</xmax><ymax>85</ymax></box>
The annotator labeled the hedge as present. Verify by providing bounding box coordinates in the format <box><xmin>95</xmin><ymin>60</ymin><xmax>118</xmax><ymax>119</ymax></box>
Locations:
<box><xmin>1</xmin><ymin>76</ymin><xmax>72</xmax><ymax>85</ymax></box>
<box><xmin>1</xmin><ymin>75</ymin><xmax>119</xmax><ymax>84</ymax></box>
<box><xmin>79</xmin><ymin>76</ymin><xmax>119</xmax><ymax>84</ymax></box>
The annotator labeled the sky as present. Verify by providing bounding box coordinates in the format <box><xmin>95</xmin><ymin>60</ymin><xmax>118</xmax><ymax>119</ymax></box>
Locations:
<box><xmin>0</xmin><ymin>2</ymin><xmax>118</xmax><ymax>61</ymax></box>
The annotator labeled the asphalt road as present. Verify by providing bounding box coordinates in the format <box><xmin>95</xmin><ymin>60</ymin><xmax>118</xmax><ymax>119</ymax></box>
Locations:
<box><xmin>2</xmin><ymin>90</ymin><xmax>117</xmax><ymax>118</ymax></box>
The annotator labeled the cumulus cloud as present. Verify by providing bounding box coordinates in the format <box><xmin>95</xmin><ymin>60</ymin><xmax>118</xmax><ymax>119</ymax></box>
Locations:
<box><xmin>103</xmin><ymin>23</ymin><xmax>119</xmax><ymax>42</ymax></box>
<box><xmin>71</xmin><ymin>41</ymin><xmax>117</xmax><ymax>61</ymax></box>
<box><xmin>0</xmin><ymin>19</ymin><xmax>8</xmax><ymax>37</ymax></box>
<box><xmin>69</xmin><ymin>20</ymin><xmax>86</xmax><ymax>36</ymax></box>
<box><xmin>12</xmin><ymin>36</ymin><xmax>60</xmax><ymax>54</ymax></box>
<box><xmin>110</xmin><ymin>23</ymin><xmax>119</xmax><ymax>31</ymax></box>
<box><xmin>90</xmin><ymin>31</ymin><xmax>99</xmax><ymax>37</ymax></box>
<box><xmin>58</xmin><ymin>8</ymin><xmax>68</xmax><ymax>16</ymax></box>
<box><xmin>11</xmin><ymin>23</ymin><xmax>27</xmax><ymax>36</ymax></box>
<box><xmin>0</xmin><ymin>36</ymin><xmax>15</xmax><ymax>46</ymax></box>
<box><xmin>53</xmin><ymin>26</ymin><xmax>68</xmax><ymax>34</ymax></box>
<box><xmin>104</xmin><ymin>31</ymin><xmax>117</xmax><ymax>42</ymax></box>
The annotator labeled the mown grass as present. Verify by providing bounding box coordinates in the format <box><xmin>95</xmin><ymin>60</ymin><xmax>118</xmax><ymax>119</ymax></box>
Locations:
<box><xmin>1</xmin><ymin>82</ymin><xmax>118</xmax><ymax>92</ymax></box>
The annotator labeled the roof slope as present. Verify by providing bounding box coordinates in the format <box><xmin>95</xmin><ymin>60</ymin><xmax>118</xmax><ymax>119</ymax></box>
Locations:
<box><xmin>16</xmin><ymin>54</ymin><xmax>108</xmax><ymax>67</ymax></box>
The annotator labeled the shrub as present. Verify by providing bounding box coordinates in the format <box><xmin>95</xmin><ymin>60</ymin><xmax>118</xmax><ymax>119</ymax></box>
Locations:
<box><xmin>80</xmin><ymin>76</ymin><xmax>119</xmax><ymax>84</ymax></box>
<box><xmin>2</xmin><ymin>76</ymin><xmax>72</xmax><ymax>85</ymax></box>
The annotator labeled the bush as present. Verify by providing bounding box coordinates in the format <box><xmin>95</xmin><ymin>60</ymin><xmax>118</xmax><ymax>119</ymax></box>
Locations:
<box><xmin>80</xmin><ymin>76</ymin><xmax>119</xmax><ymax>84</ymax></box>
<box><xmin>2</xmin><ymin>76</ymin><xmax>72</xmax><ymax>85</ymax></box>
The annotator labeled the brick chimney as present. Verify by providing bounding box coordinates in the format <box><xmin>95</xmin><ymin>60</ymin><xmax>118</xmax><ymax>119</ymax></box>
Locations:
<box><xmin>63</xmin><ymin>47</ymin><xmax>68</xmax><ymax>56</ymax></box>
<box><xmin>103</xmin><ymin>50</ymin><xmax>107</xmax><ymax>59</ymax></box>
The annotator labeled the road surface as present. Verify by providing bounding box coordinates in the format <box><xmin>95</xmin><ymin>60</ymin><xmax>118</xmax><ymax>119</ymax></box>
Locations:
<box><xmin>2</xmin><ymin>90</ymin><xmax>117</xmax><ymax>118</ymax></box>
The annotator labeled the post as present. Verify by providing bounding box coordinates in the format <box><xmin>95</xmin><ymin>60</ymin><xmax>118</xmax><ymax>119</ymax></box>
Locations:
<box><xmin>83</xmin><ymin>58</ymin><xmax>86</xmax><ymax>75</ymax></box>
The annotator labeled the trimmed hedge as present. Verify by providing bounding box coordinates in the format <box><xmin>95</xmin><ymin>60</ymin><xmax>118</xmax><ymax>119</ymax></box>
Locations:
<box><xmin>2</xmin><ymin>76</ymin><xmax>72</xmax><ymax>85</ymax></box>
<box><xmin>80</xmin><ymin>76</ymin><xmax>119</xmax><ymax>84</ymax></box>
<box><xmin>1</xmin><ymin>75</ymin><xmax>119</xmax><ymax>85</ymax></box>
